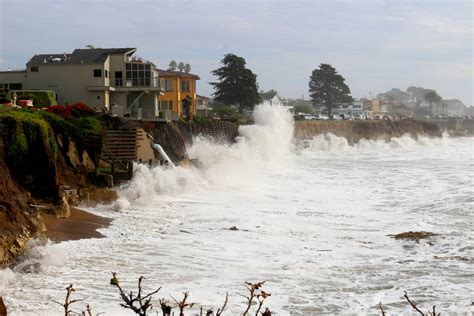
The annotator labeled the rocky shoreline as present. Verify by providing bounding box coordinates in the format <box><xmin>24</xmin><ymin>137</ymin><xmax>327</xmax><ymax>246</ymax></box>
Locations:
<box><xmin>0</xmin><ymin>109</ymin><xmax>448</xmax><ymax>266</ymax></box>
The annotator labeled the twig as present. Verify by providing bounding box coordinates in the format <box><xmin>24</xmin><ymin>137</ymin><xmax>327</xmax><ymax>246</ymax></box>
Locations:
<box><xmin>261</xmin><ymin>307</ymin><xmax>272</xmax><ymax>316</ymax></box>
<box><xmin>379</xmin><ymin>302</ymin><xmax>386</xmax><ymax>316</ymax></box>
<box><xmin>110</xmin><ymin>272</ymin><xmax>161</xmax><ymax>316</ymax></box>
<box><xmin>159</xmin><ymin>298</ymin><xmax>172</xmax><ymax>316</ymax></box>
<box><xmin>216</xmin><ymin>292</ymin><xmax>228</xmax><ymax>316</ymax></box>
<box><xmin>241</xmin><ymin>281</ymin><xmax>265</xmax><ymax>316</ymax></box>
<box><xmin>255</xmin><ymin>291</ymin><xmax>271</xmax><ymax>316</ymax></box>
<box><xmin>171</xmin><ymin>292</ymin><xmax>195</xmax><ymax>316</ymax></box>
<box><xmin>404</xmin><ymin>291</ymin><xmax>425</xmax><ymax>316</ymax></box>
<box><xmin>53</xmin><ymin>284</ymin><xmax>84</xmax><ymax>316</ymax></box>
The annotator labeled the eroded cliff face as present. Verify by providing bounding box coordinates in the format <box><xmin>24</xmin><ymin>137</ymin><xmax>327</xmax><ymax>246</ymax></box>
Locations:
<box><xmin>294</xmin><ymin>120</ymin><xmax>442</xmax><ymax>143</ymax></box>
<box><xmin>0</xmin><ymin>146</ymin><xmax>38</xmax><ymax>265</ymax></box>
<box><xmin>0</xmin><ymin>115</ymin><xmax>103</xmax><ymax>265</ymax></box>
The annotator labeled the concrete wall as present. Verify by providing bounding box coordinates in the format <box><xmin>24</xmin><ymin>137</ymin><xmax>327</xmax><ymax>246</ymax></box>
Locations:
<box><xmin>0</xmin><ymin>71</ymin><xmax>27</xmax><ymax>89</ymax></box>
<box><xmin>25</xmin><ymin>63</ymin><xmax>107</xmax><ymax>109</ymax></box>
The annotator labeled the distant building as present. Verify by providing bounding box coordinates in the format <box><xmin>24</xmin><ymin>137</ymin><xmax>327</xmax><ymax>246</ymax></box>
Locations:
<box><xmin>363</xmin><ymin>99</ymin><xmax>390</xmax><ymax>116</ymax></box>
<box><xmin>155</xmin><ymin>69</ymin><xmax>200</xmax><ymax>119</ymax></box>
<box><xmin>195</xmin><ymin>95</ymin><xmax>211</xmax><ymax>116</ymax></box>
<box><xmin>260</xmin><ymin>89</ymin><xmax>285</xmax><ymax>106</ymax></box>
<box><xmin>316</xmin><ymin>100</ymin><xmax>372</xmax><ymax>118</ymax></box>
<box><xmin>0</xmin><ymin>48</ymin><xmax>167</xmax><ymax>120</ymax></box>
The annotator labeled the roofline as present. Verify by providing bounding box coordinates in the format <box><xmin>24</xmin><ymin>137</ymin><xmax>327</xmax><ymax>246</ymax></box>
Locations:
<box><xmin>0</xmin><ymin>70</ymin><xmax>26</xmax><ymax>73</ymax></box>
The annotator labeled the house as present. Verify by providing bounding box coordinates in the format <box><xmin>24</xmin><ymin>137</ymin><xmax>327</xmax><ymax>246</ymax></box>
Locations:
<box><xmin>363</xmin><ymin>99</ymin><xmax>390</xmax><ymax>116</ymax></box>
<box><xmin>0</xmin><ymin>47</ymin><xmax>166</xmax><ymax>120</ymax></box>
<box><xmin>260</xmin><ymin>89</ymin><xmax>285</xmax><ymax>106</ymax></box>
<box><xmin>155</xmin><ymin>69</ymin><xmax>200</xmax><ymax>119</ymax></box>
<box><xmin>196</xmin><ymin>95</ymin><xmax>212</xmax><ymax>116</ymax></box>
<box><xmin>331</xmin><ymin>101</ymin><xmax>373</xmax><ymax>118</ymax></box>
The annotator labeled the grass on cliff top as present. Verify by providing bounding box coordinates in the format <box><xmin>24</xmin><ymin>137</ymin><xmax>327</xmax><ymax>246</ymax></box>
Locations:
<box><xmin>0</xmin><ymin>105</ymin><xmax>103</xmax><ymax>162</ymax></box>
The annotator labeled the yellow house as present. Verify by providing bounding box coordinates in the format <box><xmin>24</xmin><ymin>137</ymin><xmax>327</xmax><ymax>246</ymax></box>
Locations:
<box><xmin>156</xmin><ymin>69</ymin><xmax>200</xmax><ymax>119</ymax></box>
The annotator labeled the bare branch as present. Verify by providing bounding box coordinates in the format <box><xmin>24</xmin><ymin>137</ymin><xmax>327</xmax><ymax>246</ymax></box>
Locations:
<box><xmin>241</xmin><ymin>281</ymin><xmax>265</xmax><ymax>316</ymax></box>
<box><xmin>404</xmin><ymin>291</ymin><xmax>425</xmax><ymax>316</ymax></box>
<box><xmin>110</xmin><ymin>272</ymin><xmax>160</xmax><ymax>316</ymax></box>
<box><xmin>216</xmin><ymin>292</ymin><xmax>228</xmax><ymax>316</ymax></box>
<box><xmin>172</xmin><ymin>292</ymin><xmax>195</xmax><ymax>316</ymax></box>
<box><xmin>379</xmin><ymin>302</ymin><xmax>386</xmax><ymax>316</ymax></box>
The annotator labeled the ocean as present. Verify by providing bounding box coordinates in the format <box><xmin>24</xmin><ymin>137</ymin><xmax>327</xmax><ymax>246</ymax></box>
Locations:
<box><xmin>1</xmin><ymin>104</ymin><xmax>473</xmax><ymax>315</ymax></box>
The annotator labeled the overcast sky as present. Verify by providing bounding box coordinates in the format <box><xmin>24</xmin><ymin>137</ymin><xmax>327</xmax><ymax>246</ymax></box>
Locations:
<box><xmin>1</xmin><ymin>0</ymin><xmax>472</xmax><ymax>105</ymax></box>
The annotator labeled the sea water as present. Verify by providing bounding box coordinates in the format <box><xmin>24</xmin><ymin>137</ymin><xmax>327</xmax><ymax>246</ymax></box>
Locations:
<box><xmin>0</xmin><ymin>104</ymin><xmax>473</xmax><ymax>315</ymax></box>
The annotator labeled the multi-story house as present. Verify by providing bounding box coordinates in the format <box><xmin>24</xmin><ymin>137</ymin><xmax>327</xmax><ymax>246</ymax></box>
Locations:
<box><xmin>0</xmin><ymin>47</ymin><xmax>165</xmax><ymax>119</ymax></box>
<box><xmin>155</xmin><ymin>69</ymin><xmax>200</xmax><ymax>119</ymax></box>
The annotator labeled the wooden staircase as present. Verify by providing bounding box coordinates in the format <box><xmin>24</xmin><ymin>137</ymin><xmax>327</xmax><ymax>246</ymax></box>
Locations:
<box><xmin>101</xmin><ymin>128</ymin><xmax>139</xmax><ymax>168</ymax></box>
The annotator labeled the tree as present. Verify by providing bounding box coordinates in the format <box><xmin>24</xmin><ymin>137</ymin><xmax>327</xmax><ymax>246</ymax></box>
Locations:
<box><xmin>309</xmin><ymin>64</ymin><xmax>353</xmax><ymax>114</ymax></box>
<box><xmin>211</xmin><ymin>53</ymin><xmax>261</xmax><ymax>113</ymax></box>
<box><xmin>424</xmin><ymin>90</ymin><xmax>442</xmax><ymax>115</ymax></box>
<box><xmin>184</xmin><ymin>63</ymin><xmax>191</xmax><ymax>73</ymax></box>
<box><xmin>168</xmin><ymin>60</ymin><xmax>177</xmax><ymax>71</ymax></box>
<box><xmin>177</xmin><ymin>62</ymin><xmax>185</xmax><ymax>72</ymax></box>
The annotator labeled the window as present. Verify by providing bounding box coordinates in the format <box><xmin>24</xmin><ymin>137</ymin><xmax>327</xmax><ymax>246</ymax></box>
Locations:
<box><xmin>105</xmin><ymin>70</ymin><xmax>109</xmax><ymax>78</ymax></box>
<box><xmin>165</xmin><ymin>79</ymin><xmax>173</xmax><ymax>91</ymax></box>
<box><xmin>9</xmin><ymin>83</ymin><xmax>22</xmax><ymax>90</ymax></box>
<box><xmin>31</xmin><ymin>66</ymin><xmax>39</xmax><ymax>72</ymax></box>
<box><xmin>93</xmin><ymin>69</ymin><xmax>102</xmax><ymax>77</ymax></box>
<box><xmin>180</xmin><ymin>80</ymin><xmax>190</xmax><ymax>92</ymax></box>
<box><xmin>160</xmin><ymin>100</ymin><xmax>173</xmax><ymax>111</ymax></box>
<box><xmin>115</xmin><ymin>71</ymin><xmax>123</xmax><ymax>86</ymax></box>
<box><xmin>125</xmin><ymin>63</ymin><xmax>153</xmax><ymax>86</ymax></box>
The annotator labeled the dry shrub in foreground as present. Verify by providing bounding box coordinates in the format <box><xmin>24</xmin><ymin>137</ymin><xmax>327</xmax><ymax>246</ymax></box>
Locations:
<box><xmin>379</xmin><ymin>291</ymin><xmax>440</xmax><ymax>316</ymax></box>
<box><xmin>44</xmin><ymin>276</ymin><xmax>445</xmax><ymax>316</ymax></box>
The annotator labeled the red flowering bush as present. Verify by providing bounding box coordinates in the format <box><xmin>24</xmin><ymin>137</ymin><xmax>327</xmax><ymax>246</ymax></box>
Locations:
<box><xmin>45</xmin><ymin>103</ymin><xmax>95</xmax><ymax>120</ymax></box>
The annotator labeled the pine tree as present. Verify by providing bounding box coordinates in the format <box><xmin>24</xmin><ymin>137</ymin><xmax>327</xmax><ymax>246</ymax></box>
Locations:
<box><xmin>184</xmin><ymin>63</ymin><xmax>191</xmax><ymax>73</ymax></box>
<box><xmin>309</xmin><ymin>64</ymin><xmax>353</xmax><ymax>114</ymax></box>
<box><xmin>168</xmin><ymin>60</ymin><xmax>177</xmax><ymax>71</ymax></box>
<box><xmin>211</xmin><ymin>54</ymin><xmax>261</xmax><ymax>112</ymax></box>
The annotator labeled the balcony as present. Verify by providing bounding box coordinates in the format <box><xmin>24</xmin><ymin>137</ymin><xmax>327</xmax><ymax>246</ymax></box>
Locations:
<box><xmin>113</xmin><ymin>78</ymin><xmax>165</xmax><ymax>92</ymax></box>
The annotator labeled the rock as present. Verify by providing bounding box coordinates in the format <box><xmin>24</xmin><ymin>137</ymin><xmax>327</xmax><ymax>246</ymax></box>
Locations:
<box><xmin>67</xmin><ymin>140</ymin><xmax>81</xmax><ymax>169</ymax></box>
<box><xmin>228</xmin><ymin>226</ymin><xmax>239</xmax><ymax>231</ymax></box>
<box><xmin>0</xmin><ymin>296</ymin><xmax>6</xmax><ymax>316</ymax></box>
<box><xmin>388</xmin><ymin>231</ymin><xmax>438</xmax><ymax>242</ymax></box>
<box><xmin>56</xmin><ymin>195</ymin><xmax>71</xmax><ymax>219</ymax></box>
<box><xmin>77</xmin><ymin>187</ymin><xmax>118</xmax><ymax>206</ymax></box>
<box><xmin>81</xmin><ymin>150</ymin><xmax>96</xmax><ymax>171</ymax></box>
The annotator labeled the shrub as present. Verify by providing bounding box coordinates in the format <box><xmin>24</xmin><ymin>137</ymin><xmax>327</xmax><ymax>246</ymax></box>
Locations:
<box><xmin>14</xmin><ymin>90</ymin><xmax>57</xmax><ymax>108</ymax></box>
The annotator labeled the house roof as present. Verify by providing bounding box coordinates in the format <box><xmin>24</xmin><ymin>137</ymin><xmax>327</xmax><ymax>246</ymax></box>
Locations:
<box><xmin>260</xmin><ymin>90</ymin><xmax>279</xmax><ymax>101</ymax></box>
<box><xmin>27</xmin><ymin>48</ymin><xmax>136</xmax><ymax>65</ymax></box>
<box><xmin>155</xmin><ymin>69</ymin><xmax>200</xmax><ymax>80</ymax></box>
<box><xmin>196</xmin><ymin>95</ymin><xmax>211</xmax><ymax>100</ymax></box>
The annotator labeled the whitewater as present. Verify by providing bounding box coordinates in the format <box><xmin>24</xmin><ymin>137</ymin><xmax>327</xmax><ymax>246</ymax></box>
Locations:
<box><xmin>0</xmin><ymin>104</ymin><xmax>473</xmax><ymax>315</ymax></box>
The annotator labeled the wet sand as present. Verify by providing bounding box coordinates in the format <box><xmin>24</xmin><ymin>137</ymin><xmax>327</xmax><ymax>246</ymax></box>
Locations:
<box><xmin>42</xmin><ymin>207</ymin><xmax>112</xmax><ymax>242</ymax></box>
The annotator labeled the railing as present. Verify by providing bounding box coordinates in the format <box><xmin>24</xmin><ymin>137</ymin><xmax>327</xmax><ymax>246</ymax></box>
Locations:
<box><xmin>114</xmin><ymin>78</ymin><xmax>165</xmax><ymax>89</ymax></box>
<box><xmin>101</xmin><ymin>144</ymin><xmax>129</xmax><ymax>170</ymax></box>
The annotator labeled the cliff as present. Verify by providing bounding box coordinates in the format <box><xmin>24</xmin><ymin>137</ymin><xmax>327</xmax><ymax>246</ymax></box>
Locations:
<box><xmin>294</xmin><ymin>120</ymin><xmax>442</xmax><ymax>143</ymax></box>
<box><xmin>0</xmin><ymin>106</ymin><xmax>108</xmax><ymax>265</ymax></box>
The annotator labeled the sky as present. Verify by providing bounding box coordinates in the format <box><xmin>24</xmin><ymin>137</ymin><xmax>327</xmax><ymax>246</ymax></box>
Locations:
<box><xmin>0</xmin><ymin>0</ymin><xmax>472</xmax><ymax>106</ymax></box>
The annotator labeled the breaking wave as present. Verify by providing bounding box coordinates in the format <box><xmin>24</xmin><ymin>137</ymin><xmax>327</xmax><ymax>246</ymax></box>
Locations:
<box><xmin>117</xmin><ymin>103</ymin><xmax>294</xmax><ymax>206</ymax></box>
<box><xmin>299</xmin><ymin>132</ymin><xmax>450</xmax><ymax>154</ymax></box>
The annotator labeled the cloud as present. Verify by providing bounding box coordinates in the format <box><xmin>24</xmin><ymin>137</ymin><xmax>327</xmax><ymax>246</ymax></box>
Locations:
<box><xmin>0</xmin><ymin>0</ymin><xmax>472</xmax><ymax>105</ymax></box>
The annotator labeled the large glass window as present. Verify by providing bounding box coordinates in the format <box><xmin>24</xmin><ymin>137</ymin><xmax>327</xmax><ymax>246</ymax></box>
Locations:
<box><xmin>125</xmin><ymin>63</ymin><xmax>153</xmax><ymax>87</ymax></box>
<box><xmin>180</xmin><ymin>80</ymin><xmax>190</xmax><ymax>92</ymax></box>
